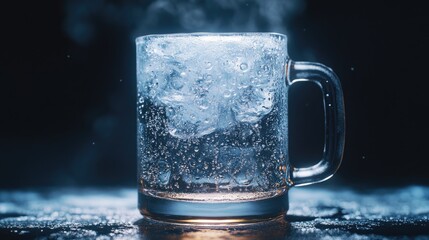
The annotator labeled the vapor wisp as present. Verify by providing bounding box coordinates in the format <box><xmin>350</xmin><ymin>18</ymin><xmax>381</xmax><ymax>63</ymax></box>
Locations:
<box><xmin>64</xmin><ymin>0</ymin><xmax>305</xmax><ymax>45</ymax></box>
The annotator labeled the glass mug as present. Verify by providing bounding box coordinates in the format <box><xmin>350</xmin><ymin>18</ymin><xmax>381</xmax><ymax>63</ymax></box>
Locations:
<box><xmin>136</xmin><ymin>33</ymin><xmax>345</xmax><ymax>223</ymax></box>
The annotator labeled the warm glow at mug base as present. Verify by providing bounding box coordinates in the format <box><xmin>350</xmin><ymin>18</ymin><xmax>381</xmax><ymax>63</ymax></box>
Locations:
<box><xmin>138</xmin><ymin>192</ymin><xmax>289</xmax><ymax>224</ymax></box>
<box><xmin>178</xmin><ymin>218</ymin><xmax>253</xmax><ymax>224</ymax></box>
<box><xmin>142</xmin><ymin>212</ymin><xmax>286</xmax><ymax>226</ymax></box>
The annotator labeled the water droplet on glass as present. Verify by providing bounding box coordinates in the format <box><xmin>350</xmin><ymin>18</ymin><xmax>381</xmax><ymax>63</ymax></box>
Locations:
<box><xmin>252</xmin><ymin>40</ymin><xmax>264</xmax><ymax>49</ymax></box>
<box><xmin>205</xmin><ymin>62</ymin><xmax>212</xmax><ymax>70</ymax></box>
<box><xmin>157</xmin><ymin>161</ymin><xmax>171</xmax><ymax>185</ymax></box>
<box><xmin>204</xmin><ymin>74</ymin><xmax>212</xmax><ymax>80</ymax></box>
<box><xmin>262</xmin><ymin>65</ymin><xmax>270</xmax><ymax>72</ymax></box>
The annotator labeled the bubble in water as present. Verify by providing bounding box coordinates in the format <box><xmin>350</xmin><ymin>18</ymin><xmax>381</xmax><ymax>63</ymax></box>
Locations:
<box><xmin>169</xmin><ymin>70</ymin><xmax>184</xmax><ymax>90</ymax></box>
<box><xmin>262</xmin><ymin>65</ymin><xmax>270</xmax><ymax>72</ymax></box>
<box><xmin>197</xmin><ymin>101</ymin><xmax>209</xmax><ymax>110</ymax></box>
<box><xmin>204</xmin><ymin>74</ymin><xmax>212</xmax><ymax>81</ymax></box>
<box><xmin>159</xmin><ymin>42</ymin><xmax>168</xmax><ymax>49</ymax></box>
<box><xmin>251</xmin><ymin>77</ymin><xmax>270</xmax><ymax>85</ymax></box>
<box><xmin>240</xmin><ymin>63</ymin><xmax>249</xmax><ymax>71</ymax></box>
<box><xmin>252</xmin><ymin>40</ymin><xmax>265</xmax><ymax>49</ymax></box>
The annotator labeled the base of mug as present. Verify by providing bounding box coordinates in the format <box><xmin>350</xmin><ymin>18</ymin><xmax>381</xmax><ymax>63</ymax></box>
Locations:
<box><xmin>138</xmin><ymin>191</ymin><xmax>289</xmax><ymax>224</ymax></box>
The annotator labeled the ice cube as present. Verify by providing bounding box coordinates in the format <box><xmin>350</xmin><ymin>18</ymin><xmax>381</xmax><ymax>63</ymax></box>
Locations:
<box><xmin>137</xmin><ymin>34</ymin><xmax>286</xmax><ymax>138</ymax></box>
<box><xmin>231</xmin><ymin>86</ymin><xmax>274</xmax><ymax>123</ymax></box>
<box><xmin>166</xmin><ymin>102</ymin><xmax>219</xmax><ymax>139</ymax></box>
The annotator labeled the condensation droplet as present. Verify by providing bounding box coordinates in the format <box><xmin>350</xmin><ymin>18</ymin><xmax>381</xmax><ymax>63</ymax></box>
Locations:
<box><xmin>157</xmin><ymin>161</ymin><xmax>171</xmax><ymax>185</ymax></box>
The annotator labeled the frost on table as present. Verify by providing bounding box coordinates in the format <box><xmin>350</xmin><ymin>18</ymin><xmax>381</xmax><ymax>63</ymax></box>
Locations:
<box><xmin>0</xmin><ymin>186</ymin><xmax>428</xmax><ymax>239</ymax></box>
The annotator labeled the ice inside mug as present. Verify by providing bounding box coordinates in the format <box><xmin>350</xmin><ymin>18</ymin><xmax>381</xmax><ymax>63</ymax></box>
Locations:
<box><xmin>137</xmin><ymin>34</ymin><xmax>290</xmax><ymax>202</ymax></box>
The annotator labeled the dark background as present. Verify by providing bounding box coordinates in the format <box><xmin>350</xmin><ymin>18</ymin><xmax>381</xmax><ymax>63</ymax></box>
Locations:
<box><xmin>0</xmin><ymin>0</ymin><xmax>427</xmax><ymax>189</ymax></box>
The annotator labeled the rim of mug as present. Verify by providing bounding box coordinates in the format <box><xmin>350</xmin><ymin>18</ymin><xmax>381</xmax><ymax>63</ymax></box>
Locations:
<box><xmin>135</xmin><ymin>32</ymin><xmax>287</xmax><ymax>44</ymax></box>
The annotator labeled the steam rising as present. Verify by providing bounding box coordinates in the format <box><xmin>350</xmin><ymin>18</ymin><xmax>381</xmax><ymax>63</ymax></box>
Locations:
<box><xmin>64</xmin><ymin>0</ymin><xmax>305</xmax><ymax>45</ymax></box>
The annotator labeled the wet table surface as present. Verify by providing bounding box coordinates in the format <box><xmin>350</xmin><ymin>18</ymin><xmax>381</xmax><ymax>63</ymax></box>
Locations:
<box><xmin>1</xmin><ymin>186</ymin><xmax>428</xmax><ymax>239</ymax></box>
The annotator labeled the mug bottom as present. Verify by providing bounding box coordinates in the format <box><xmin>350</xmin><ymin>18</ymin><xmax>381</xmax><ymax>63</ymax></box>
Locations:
<box><xmin>138</xmin><ymin>191</ymin><xmax>289</xmax><ymax>224</ymax></box>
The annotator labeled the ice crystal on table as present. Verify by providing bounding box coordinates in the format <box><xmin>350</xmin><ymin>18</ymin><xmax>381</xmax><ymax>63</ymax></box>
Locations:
<box><xmin>0</xmin><ymin>186</ymin><xmax>428</xmax><ymax>239</ymax></box>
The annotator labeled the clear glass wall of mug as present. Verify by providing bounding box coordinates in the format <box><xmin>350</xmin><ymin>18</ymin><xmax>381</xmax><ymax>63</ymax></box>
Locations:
<box><xmin>136</xmin><ymin>33</ymin><xmax>345</xmax><ymax>223</ymax></box>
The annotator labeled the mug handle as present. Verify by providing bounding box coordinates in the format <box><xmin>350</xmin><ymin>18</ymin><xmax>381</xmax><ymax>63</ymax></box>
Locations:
<box><xmin>287</xmin><ymin>61</ymin><xmax>346</xmax><ymax>186</ymax></box>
